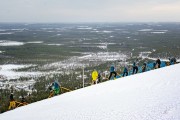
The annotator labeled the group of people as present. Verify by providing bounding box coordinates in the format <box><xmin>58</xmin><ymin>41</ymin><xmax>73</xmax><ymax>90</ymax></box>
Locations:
<box><xmin>91</xmin><ymin>58</ymin><xmax>178</xmax><ymax>84</ymax></box>
<box><xmin>91</xmin><ymin>63</ymin><xmax>119</xmax><ymax>84</ymax></box>
<box><xmin>8</xmin><ymin>57</ymin><xmax>177</xmax><ymax>110</ymax></box>
<box><xmin>91</xmin><ymin>69</ymin><xmax>102</xmax><ymax>85</ymax></box>
<box><xmin>107</xmin><ymin>59</ymin><xmax>142</xmax><ymax>79</ymax></box>
<box><xmin>8</xmin><ymin>80</ymin><xmax>61</xmax><ymax>110</ymax></box>
<box><xmin>8</xmin><ymin>93</ymin><xmax>27</xmax><ymax>110</ymax></box>
<box><xmin>119</xmin><ymin>58</ymin><xmax>163</xmax><ymax>78</ymax></box>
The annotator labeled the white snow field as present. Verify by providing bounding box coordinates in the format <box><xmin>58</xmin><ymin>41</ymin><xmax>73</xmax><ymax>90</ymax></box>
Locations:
<box><xmin>1</xmin><ymin>64</ymin><xmax>180</xmax><ymax>120</ymax></box>
<box><xmin>0</xmin><ymin>64</ymin><xmax>42</xmax><ymax>80</ymax></box>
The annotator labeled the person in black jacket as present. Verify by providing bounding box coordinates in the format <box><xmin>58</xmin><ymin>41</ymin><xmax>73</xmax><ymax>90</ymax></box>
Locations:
<box><xmin>10</xmin><ymin>93</ymin><xmax>14</xmax><ymax>101</ymax></box>
<box><xmin>156</xmin><ymin>59</ymin><xmax>161</xmax><ymax>68</ymax></box>
<box><xmin>132</xmin><ymin>59</ymin><xmax>138</xmax><ymax>74</ymax></box>
<box><xmin>97</xmin><ymin>70</ymin><xmax>102</xmax><ymax>83</ymax></box>
<box><xmin>142</xmin><ymin>62</ymin><xmax>147</xmax><ymax>72</ymax></box>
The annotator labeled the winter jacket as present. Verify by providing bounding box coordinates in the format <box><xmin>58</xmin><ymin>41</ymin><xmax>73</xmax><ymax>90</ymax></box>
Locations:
<box><xmin>92</xmin><ymin>70</ymin><xmax>98</xmax><ymax>81</ymax></box>
<box><xmin>133</xmin><ymin>61</ymin><xmax>138</xmax><ymax>67</ymax></box>
<box><xmin>156</xmin><ymin>59</ymin><xmax>161</xmax><ymax>65</ymax></box>
<box><xmin>54</xmin><ymin>81</ymin><xmax>60</xmax><ymax>89</ymax></box>
<box><xmin>110</xmin><ymin>66</ymin><xmax>115</xmax><ymax>72</ymax></box>
<box><xmin>123</xmin><ymin>67</ymin><xmax>128</xmax><ymax>72</ymax></box>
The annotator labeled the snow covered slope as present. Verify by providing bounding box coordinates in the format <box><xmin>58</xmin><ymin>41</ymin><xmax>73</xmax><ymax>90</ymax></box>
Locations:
<box><xmin>1</xmin><ymin>64</ymin><xmax>180</xmax><ymax>120</ymax></box>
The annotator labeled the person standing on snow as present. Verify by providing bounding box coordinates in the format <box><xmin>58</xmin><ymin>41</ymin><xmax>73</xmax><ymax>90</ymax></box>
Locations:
<box><xmin>97</xmin><ymin>70</ymin><xmax>102</xmax><ymax>83</ymax></box>
<box><xmin>108</xmin><ymin>64</ymin><xmax>117</xmax><ymax>80</ymax></box>
<box><xmin>52</xmin><ymin>80</ymin><xmax>61</xmax><ymax>96</ymax></box>
<box><xmin>8</xmin><ymin>93</ymin><xmax>16</xmax><ymax>110</ymax></box>
<box><xmin>132</xmin><ymin>59</ymin><xmax>139</xmax><ymax>74</ymax></box>
<box><xmin>123</xmin><ymin>66</ymin><xmax>128</xmax><ymax>77</ymax></box>
<box><xmin>156</xmin><ymin>58</ymin><xmax>161</xmax><ymax>68</ymax></box>
<box><xmin>142</xmin><ymin>62</ymin><xmax>147</xmax><ymax>72</ymax></box>
<box><xmin>92</xmin><ymin>69</ymin><xmax>98</xmax><ymax>84</ymax></box>
<box><xmin>169</xmin><ymin>57</ymin><xmax>177</xmax><ymax>65</ymax></box>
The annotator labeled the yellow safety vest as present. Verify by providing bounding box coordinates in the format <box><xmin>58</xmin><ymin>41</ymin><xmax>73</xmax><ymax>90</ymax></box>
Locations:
<box><xmin>92</xmin><ymin>70</ymin><xmax>98</xmax><ymax>81</ymax></box>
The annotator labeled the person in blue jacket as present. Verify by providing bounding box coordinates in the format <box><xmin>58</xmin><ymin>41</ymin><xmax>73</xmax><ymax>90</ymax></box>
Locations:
<box><xmin>108</xmin><ymin>64</ymin><xmax>117</xmax><ymax>80</ymax></box>
<box><xmin>123</xmin><ymin>66</ymin><xmax>128</xmax><ymax>77</ymax></box>
<box><xmin>52</xmin><ymin>80</ymin><xmax>61</xmax><ymax>96</ymax></box>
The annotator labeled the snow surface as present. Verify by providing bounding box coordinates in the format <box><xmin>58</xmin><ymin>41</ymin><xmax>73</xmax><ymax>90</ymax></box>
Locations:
<box><xmin>151</xmin><ymin>32</ymin><xmax>166</xmax><ymax>34</ymax></box>
<box><xmin>77</xmin><ymin>27</ymin><xmax>92</xmax><ymax>30</ymax></box>
<box><xmin>0</xmin><ymin>40</ymin><xmax>24</xmax><ymax>46</ymax></box>
<box><xmin>0</xmin><ymin>32</ymin><xmax>14</xmax><ymax>35</ymax></box>
<box><xmin>0</xmin><ymin>51</ymin><xmax>4</xmax><ymax>53</ymax></box>
<box><xmin>42</xmin><ymin>52</ymin><xmax>128</xmax><ymax>70</ymax></box>
<box><xmin>138</xmin><ymin>51</ymin><xmax>180</xmax><ymax>62</ymax></box>
<box><xmin>0</xmin><ymin>64</ymin><xmax>42</xmax><ymax>80</ymax></box>
<box><xmin>1</xmin><ymin>64</ymin><xmax>180</xmax><ymax>120</ymax></box>
<box><xmin>26</xmin><ymin>41</ymin><xmax>43</xmax><ymax>44</ymax></box>
<box><xmin>46</xmin><ymin>44</ymin><xmax>63</xmax><ymax>46</ymax></box>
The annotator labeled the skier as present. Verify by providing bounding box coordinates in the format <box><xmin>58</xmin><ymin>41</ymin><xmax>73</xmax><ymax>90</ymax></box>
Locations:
<box><xmin>142</xmin><ymin>62</ymin><xmax>147</xmax><ymax>72</ymax></box>
<box><xmin>156</xmin><ymin>58</ymin><xmax>161</xmax><ymax>68</ymax></box>
<box><xmin>97</xmin><ymin>70</ymin><xmax>102</xmax><ymax>83</ymax></box>
<box><xmin>132</xmin><ymin>59</ymin><xmax>138</xmax><ymax>74</ymax></box>
<box><xmin>52</xmin><ymin>80</ymin><xmax>61</xmax><ymax>96</ymax></box>
<box><xmin>8</xmin><ymin>93</ymin><xmax>16</xmax><ymax>110</ymax></box>
<box><xmin>21</xmin><ymin>96</ymin><xmax>25</xmax><ymax>103</ymax></box>
<box><xmin>122</xmin><ymin>66</ymin><xmax>128</xmax><ymax>77</ymax></box>
<box><xmin>169</xmin><ymin>57</ymin><xmax>177</xmax><ymax>65</ymax></box>
<box><xmin>92</xmin><ymin>69</ymin><xmax>98</xmax><ymax>84</ymax></box>
<box><xmin>108</xmin><ymin>64</ymin><xmax>117</xmax><ymax>80</ymax></box>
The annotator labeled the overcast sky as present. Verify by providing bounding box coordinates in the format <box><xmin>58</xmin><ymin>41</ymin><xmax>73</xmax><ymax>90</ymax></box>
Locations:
<box><xmin>0</xmin><ymin>0</ymin><xmax>180</xmax><ymax>23</ymax></box>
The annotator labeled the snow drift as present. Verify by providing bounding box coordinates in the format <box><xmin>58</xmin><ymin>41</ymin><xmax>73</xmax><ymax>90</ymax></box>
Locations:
<box><xmin>1</xmin><ymin>64</ymin><xmax>180</xmax><ymax>120</ymax></box>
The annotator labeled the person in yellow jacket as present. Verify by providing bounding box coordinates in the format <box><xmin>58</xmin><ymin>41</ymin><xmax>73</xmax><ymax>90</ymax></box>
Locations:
<box><xmin>92</xmin><ymin>69</ymin><xmax>98</xmax><ymax>85</ymax></box>
<box><xmin>8</xmin><ymin>93</ymin><xmax>16</xmax><ymax>110</ymax></box>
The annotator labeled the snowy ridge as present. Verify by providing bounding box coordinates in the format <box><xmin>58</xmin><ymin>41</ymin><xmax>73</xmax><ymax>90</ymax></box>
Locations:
<box><xmin>1</xmin><ymin>64</ymin><xmax>180</xmax><ymax>120</ymax></box>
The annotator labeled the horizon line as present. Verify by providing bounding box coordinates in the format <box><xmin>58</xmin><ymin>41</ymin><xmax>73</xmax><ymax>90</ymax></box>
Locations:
<box><xmin>0</xmin><ymin>21</ymin><xmax>180</xmax><ymax>24</ymax></box>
